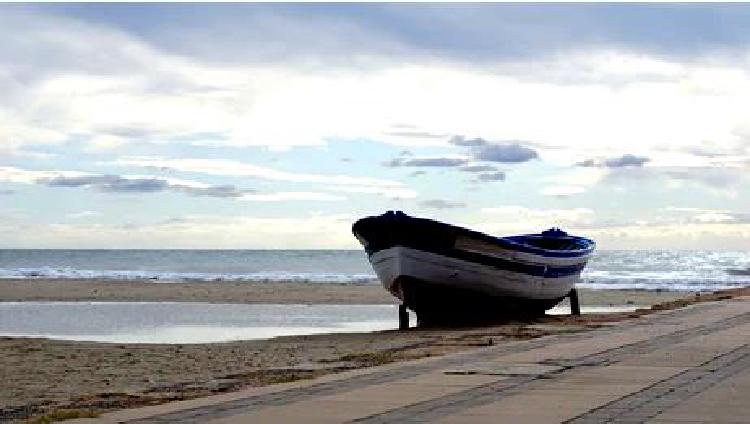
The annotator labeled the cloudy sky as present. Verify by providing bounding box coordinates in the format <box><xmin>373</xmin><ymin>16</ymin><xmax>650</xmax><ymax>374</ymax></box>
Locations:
<box><xmin>1</xmin><ymin>3</ymin><xmax>749</xmax><ymax>249</ymax></box>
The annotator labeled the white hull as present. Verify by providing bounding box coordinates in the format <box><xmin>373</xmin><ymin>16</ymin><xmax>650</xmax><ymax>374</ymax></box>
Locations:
<box><xmin>370</xmin><ymin>246</ymin><xmax>580</xmax><ymax>302</ymax></box>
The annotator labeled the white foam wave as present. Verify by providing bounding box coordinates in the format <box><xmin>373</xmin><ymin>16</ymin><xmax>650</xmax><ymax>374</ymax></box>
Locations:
<box><xmin>0</xmin><ymin>267</ymin><xmax>378</xmax><ymax>284</ymax></box>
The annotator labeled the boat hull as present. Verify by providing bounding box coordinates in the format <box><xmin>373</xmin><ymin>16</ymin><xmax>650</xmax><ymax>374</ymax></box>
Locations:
<box><xmin>371</xmin><ymin>246</ymin><xmax>577</xmax><ymax>323</ymax></box>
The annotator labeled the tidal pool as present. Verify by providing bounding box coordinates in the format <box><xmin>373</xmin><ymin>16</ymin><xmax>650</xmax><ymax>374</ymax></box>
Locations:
<box><xmin>0</xmin><ymin>302</ymin><xmax>637</xmax><ymax>344</ymax></box>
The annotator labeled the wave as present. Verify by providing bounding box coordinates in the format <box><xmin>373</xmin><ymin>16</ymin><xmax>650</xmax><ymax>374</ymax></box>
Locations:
<box><xmin>0</xmin><ymin>267</ymin><xmax>378</xmax><ymax>284</ymax></box>
<box><xmin>578</xmin><ymin>280</ymin><xmax>749</xmax><ymax>292</ymax></box>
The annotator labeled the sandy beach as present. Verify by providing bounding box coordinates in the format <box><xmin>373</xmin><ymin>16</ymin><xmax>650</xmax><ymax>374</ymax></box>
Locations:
<box><xmin>0</xmin><ymin>278</ymin><xmax>690</xmax><ymax>306</ymax></box>
<box><xmin>0</xmin><ymin>279</ymin><xmax>728</xmax><ymax>422</ymax></box>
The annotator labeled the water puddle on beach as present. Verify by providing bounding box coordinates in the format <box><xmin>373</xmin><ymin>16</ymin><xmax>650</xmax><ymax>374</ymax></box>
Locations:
<box><xmin>0</xmin><ymin>302</ymin><xmax>637</xmax><ymax>344</ymax></box>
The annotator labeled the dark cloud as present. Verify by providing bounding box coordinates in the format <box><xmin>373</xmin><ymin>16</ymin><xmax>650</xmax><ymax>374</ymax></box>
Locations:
<box><xmin>449</xmin><ymin>135</ymin><xmax>489</xmax><ymax>147</ymax></box>
<box><xmin>419</xmin><ymin>199</ymin><xmax>466</xmax><ymax>209</ymax></box>
<box><xmin>0</xmin><ymin>189</ymin><xmax>14</xmax><ymax>195</ymax></box>
<box><xmin>38</xmin><ymin>174</ymin><xmax>247</xmax><ymax>198</ymax></box>
<box><xmin>104</xmin><ymin>178</ymin><xmax>169</xmax><ymax>193</ymax></box>
<box><xmin>42</xmin><ymin>175</ymin><xmax>168</xmax><ymax>192</ymax></box>
<box><xmin>472</xmin><ymin>143</ymin><xmax>538</xmax><ymax>163</ymax></box>
<box><xmin>578</xmin><ymin>154</ymin><xmax>650</xmax><ymax>168</ymax></box>
<box><xmin>459</xmin><ymin>165</ymin><xmax>497</xmax><ymax>173</ymax></box>
<box><xmin>476</xmin><ymin>171</ymin><xmax>506</xmax><ymax>182</ymax></box>
<box><xmin>604</xmin><ymin>154</ymin><xmax>650</xmax><ymax>168</ymax></box>
<box><xmin>409</xmin><ymin>170</ymin><xmax>427</xmax><ymax>177</ymax></box>
<box><xmin>45</xmin><ymin>4</ymin><xmax>750</xmax><ymax>67</ymax></box>
<box><xmin>181</xmin><ymin>184</ymin><xmax>247</xmax><ymax>198</ymax></box>
<box><xmin>384</xmin><ymin>157</ymin><xmax>469</xmax><ymax>167</ymax></box>
<box><xmin>43</xmin><ymin>175</ymin><xmax>122</xmax><ymax>188</ymax></box>
<box><xmin>576</xmin><ymin>159</ymin><xmax>597</xmax><ymax>167</ymax></box>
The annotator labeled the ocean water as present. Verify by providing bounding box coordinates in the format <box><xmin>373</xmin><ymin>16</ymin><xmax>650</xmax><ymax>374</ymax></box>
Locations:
<box><xmin>0</xmin><ymin>249</ymin><xmax>748</xmax><ymax>292</ymax></box>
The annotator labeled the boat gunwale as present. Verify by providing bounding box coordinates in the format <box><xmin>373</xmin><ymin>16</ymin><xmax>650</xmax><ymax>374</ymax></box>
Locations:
<box><xmin>353</xmin><ymin>211</ymin><xmax>596</xmax><ymax>259</ymax></box>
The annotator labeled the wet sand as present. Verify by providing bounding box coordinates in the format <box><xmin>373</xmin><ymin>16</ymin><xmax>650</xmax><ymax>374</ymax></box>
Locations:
<box><xmin>0</xmin><ymin>279</ymin><xmax>734</xmax><ymax>422</ymax></box>
<box><xmin>0</xmin><ymin>278</ymin><xmax>689</xmax><ymax>306</ymax></box>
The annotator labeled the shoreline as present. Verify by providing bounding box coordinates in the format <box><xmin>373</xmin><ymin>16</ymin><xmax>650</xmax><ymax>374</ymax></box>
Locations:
<box><xmin>0</xmin><ymin>278</ymin><xmax>692</xmax><ymax>306</ymax></box>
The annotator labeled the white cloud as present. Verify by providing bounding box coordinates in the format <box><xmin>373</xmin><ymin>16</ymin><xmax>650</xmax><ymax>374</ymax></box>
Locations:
<box><xmin>112</xmin><ymin>157</ymin><xmax>404</xmax><ymax>188</ymax></box>
<box><xmin>477</xmin><ymin>206</ymin><xmax>595</xmax><ymax>234</ymax></box>
<box><xmin>326</xmin><ymin>185</ymin><xmax>418</xmax><ymax>199</ymax></box>
<box><xmin>240</xmin><ymin>192</ymin><xmax>345</xmax><ymax>202</ymax></box>
<box><xmin>66</xmin><ymin>211</ymin><xmax>99</xmax><ymax>219</ymax></box>
<box><xmin>659</xmin><ymin>207</ymin><xmax>743</xmax><ymax>224</ymax></box>
<box><xmin>0</xmin><ymin>165</ymin><xmax>347</xmax><ymax>201</ymax></box>
<box><xmin>540</xmin><ymin>185</ymin><xmax>586</xmax><ymax>197</ymax></box>
<box><xmin>3</xmin><ymin>8</ymin><xmax>750</xmax><ymax>162</ymax></box>
<box><xmin>539</xmin><ymin>167</ymin><xmax>607</xmax><ymax>196</ymax></box>
<box><xmin>0</xmin><ymin>213</ymin><xmax>361</xmax><ymax>249</ymax></box>
<box><xmin>0</xmin><ymin>166</ymin><xmax>90</xmax><ymax>184</ymax></box>
<box><xmin>583</xmin><ymin>223</ymin><xmax>750</xmax><ymax>250</ymax></box>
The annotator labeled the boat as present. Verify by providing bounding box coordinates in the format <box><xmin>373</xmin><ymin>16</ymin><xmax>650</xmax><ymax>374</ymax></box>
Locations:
<box><xmin>352</xmin><ymin>211</ymin><xmax>595</xmax><ymax>324</ymax></box>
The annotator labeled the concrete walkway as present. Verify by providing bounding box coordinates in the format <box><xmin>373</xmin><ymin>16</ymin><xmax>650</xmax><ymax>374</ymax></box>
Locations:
<box><xmin>84</xmin><ymin>297</ymin><xmax>750</xmax><ymax>423</ymax></box>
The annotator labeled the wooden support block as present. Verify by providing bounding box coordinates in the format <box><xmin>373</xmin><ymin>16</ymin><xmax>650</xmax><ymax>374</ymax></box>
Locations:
<box><xmin>399</xmin><ymin>304</ymin><xmax>409</xmax><ymax>330</ymax></box>
<box><xmin>569</xmin><ymin>288</ymin><xmax>581</xmax><ymax>316</ymax></box>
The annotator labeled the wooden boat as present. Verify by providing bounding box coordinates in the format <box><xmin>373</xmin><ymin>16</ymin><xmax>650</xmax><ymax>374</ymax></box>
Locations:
<box><xmin>352</xmin><ymin>211</ymin><xmax>595</xmax><ymax>324</ymax></box>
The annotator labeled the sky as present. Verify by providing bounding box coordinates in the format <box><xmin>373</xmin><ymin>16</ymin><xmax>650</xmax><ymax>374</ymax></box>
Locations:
<box><xmin>1</xmin><ymin>3</ymin><xmax>749</xmax><ymax>249</ymax></box>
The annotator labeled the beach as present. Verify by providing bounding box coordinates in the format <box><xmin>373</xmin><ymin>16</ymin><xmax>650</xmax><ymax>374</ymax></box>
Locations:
<box><xmin>0</xmin><ymin>278</ymin><xmax>690</xmax><ymax>305</ymax></box>
<box><xmin>0</xmin><ymin>278</ymin><xmax>714</xmax><ymax>421</ymax></box>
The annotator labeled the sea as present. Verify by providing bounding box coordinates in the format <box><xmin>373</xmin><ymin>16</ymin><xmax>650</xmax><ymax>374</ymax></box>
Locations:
<box><xmin>1</xmin><ymin>249</ymin><xmax>749</xmax><ymax>292</ymax></box>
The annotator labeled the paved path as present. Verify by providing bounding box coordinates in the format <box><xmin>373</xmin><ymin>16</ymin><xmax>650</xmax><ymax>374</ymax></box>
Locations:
<box><xmin>85</xmin><ymin>297</ymin><xmax>750</xmax><ymax>423</ymax></box>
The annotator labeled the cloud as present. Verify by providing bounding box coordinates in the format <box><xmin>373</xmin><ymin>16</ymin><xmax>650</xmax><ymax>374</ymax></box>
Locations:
<box><xmin>476</xmin><ymin>171</ymin><xmax>506</xmax><ymax>182</ymax></box>
<box><xmin>0</xmin><ymin>189</ymin><xmax>14</xmax><ymax>195</ymax></box>
<box><xmin>239</xmin><ymin>192</ymin><xmax>345</xmax><ymax>202</ymax></box>
<box><xmin>419</xmin><ymin>199</ymin><xmax>466</xmax><ymax>209</ymax></box>
<box><xmin>0</xmin><ymin>165</ymin><xmax>255</xmax><ymax>199</ymax></box>
<box><xmin>36</xmin><ymin>174</ymin><xmax>249</xmax><ymax>197</ymax></box>
<box><xmin>67</xmin><ymin>211</ymin><xmax>99</xmax><ymax>219</ymax></box>
<box><xmin>449</xmin><ymin>135</ymin><xmax>489</xmax><ymax>147</ymax></box>
<box><xmin>386</xmin><ymin>130</ymin><xmax>447</xmax><ymax>139</ymax></box>
<box><xmin>605</xmin><ymin>154</ymin><xmax>650</xmax><ymax>167</ymax></box>
<box><xmin>540</xmin><ymin>185</ymin><xmax>586</xmax><ymax>197</ymax></box>
<box><xmin>659</xmin><ymin>207</ymin><xmax>750</xmax><ymax>224</ymax></box>
<box><xmin>4</xmin><ymin>6</ymin><xmax>750</xmax><ymax>162</ymax></box>
<box><xmin>324</xmin><ymin>185</ymin><xmax>418</xmax><ymax>199</ymax></box>
<box><xmin>42</xmin><ymin>175</ymin><xmax>168</xmax><ymax>192</ymax></box>
<box><xmin>475</xmin><ymin>206</ymin><xmax>595</xmax><ymax>235</ymax></box>
<box><xmin>660</xmin><ymin>167</ymin><xmax>742</xmax><ymax>189</ymax></box>
<box><xmin>578</xmin><ymin>154</ymin><xmax>650</xmax><ymax>168</ymax></box>
<box><xmin>114</xmin><ymin>157</ymin><xmax>405</xmax><ymax>188</ymax></box>
<box><xmin>471</xmin><ymin>143</ymin><xmax>538</xmax><ymax>163</ymax></box>
<box><xmin>481</xmin><ymin>206</ymin><xmax>594</xmax><ymax>222</ymax></box>
<box><xmin>0</xmin><ymin>166</ymin><xmax>89</xmax><ymax>184</ymax></box>
<box><xmin>0</xmin><ymin>212</ymin><xmax>363</xmax><ymax>249</ymax></box>
<box><xmin>383</xmin><ymin>157</ymin><xmax>469</xmax><ymax>167</ymax></box>
<box><xmin>43</xmin><ymin>4</ymin><xmax>750</xmax><ymax>68</ymax></box>
<box><xmin>599</xmin><ymin>165</ymin><xmax>748</xmax><ymax>197</ymax></box>
<box><xmin>459</xmin><ymin>165</ymin><xmax>497</xmax><ymax>173</ymax></box>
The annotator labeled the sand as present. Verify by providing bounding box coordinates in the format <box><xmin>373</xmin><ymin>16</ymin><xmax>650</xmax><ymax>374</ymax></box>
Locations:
<box><xmin>0</xmin><ymin>278</ymin><xmax>689</xmax><ymax>306</ymax></box>
<box><xmin>0</xmin><ymin>279</ymin><xmax>728</xmax><ymax>422</ymax></box>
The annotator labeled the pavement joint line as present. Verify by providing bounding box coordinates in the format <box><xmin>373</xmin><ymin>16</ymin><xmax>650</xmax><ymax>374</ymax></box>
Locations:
<box><xmin>564</xmin><ymin>343</ymin><xmax>750</xmax><ymax>424</ymax></box>
<box><xmin>120</xmin><ymin>301</ymin><xmax>728</xmax><ymax>423</ymax></box>
<box><xmin>346</xmin><ymin>311</ymin><xmax>750</xmax><ymax>424</ymax></box>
